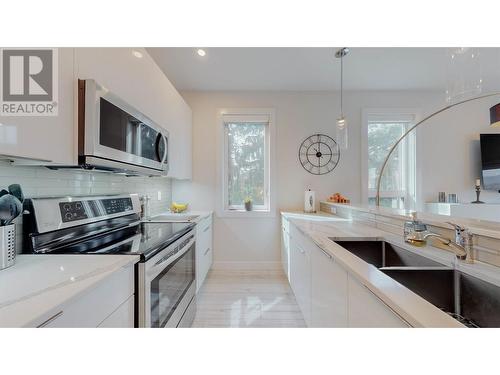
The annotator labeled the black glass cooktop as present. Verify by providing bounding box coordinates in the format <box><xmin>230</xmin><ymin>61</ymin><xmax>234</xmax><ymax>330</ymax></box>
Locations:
<box><xmin>35</xmin><ymin>221</ymin><xmax>195</xmax><ymax>261</ymax></box>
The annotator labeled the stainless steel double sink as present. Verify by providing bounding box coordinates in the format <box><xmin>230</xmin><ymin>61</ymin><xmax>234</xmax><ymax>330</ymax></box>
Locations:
<box><xmin>330</xmin><ymin>239</ymin><xmax>500</xmax><ymax>327</ymax></box>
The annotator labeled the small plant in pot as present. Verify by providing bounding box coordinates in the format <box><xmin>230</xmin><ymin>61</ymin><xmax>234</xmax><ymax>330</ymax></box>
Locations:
<box><xmin>244</xmin><ymin>197</ymin><xmax>253</xmax><ymax>211</ymax></box>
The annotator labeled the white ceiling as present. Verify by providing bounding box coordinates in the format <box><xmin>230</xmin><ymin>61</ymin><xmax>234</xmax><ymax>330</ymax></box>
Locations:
<box><xmin>147</xmin><ymin>47</ymin><xmax>500</xmax><ymax>92</ymax></box>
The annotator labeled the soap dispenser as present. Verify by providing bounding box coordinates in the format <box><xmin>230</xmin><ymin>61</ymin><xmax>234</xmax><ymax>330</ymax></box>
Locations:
<box><xmin>404</xmin><ymin>212</ymin><xmax>428</xmax><ymax>247</ymax></box>
<box><xmin>404</xmin><ymin>212</ymin><xmax>418</xmax><ymax>242</ymax></box>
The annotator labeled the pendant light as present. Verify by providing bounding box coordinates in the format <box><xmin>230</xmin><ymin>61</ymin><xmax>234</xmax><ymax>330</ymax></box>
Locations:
<box><xmin>335</xmin><ymin>47</ymin><xmax>349</xmax><ymax>149</ymax></box>
<box><xmin>445</xmin><ymin>47</ymin><xmax>482</xmax><ymax>104</ymax></box>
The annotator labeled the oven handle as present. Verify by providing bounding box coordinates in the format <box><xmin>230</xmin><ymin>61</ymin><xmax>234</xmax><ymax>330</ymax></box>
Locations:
<box><xmin>147</xmin><ymin>235</ymin><xmax>195</xmax><ymax>280</ymax></box>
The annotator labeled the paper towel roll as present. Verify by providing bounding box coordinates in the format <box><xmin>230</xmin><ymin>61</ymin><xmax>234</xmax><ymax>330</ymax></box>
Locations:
<box><xmin>304</xmin><ymin>190</ymin><xmax>316</xmax><ymax>213</ymax></box>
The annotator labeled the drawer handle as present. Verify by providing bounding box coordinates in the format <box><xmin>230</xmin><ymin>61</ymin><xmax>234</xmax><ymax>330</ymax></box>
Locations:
<box><xmin>203</xmin><ymin>226</ymin><xmax>211</xmax><ymax>233</ymax></box>
<box><xmin>204</xmin><ymin>247</ymin><xmax>211</xmax><ymax>255</ymax></box>
<box><xmin>37</xmin><ymin>310</ymin><xmax>63</xmax><ymax>328</ymax></box>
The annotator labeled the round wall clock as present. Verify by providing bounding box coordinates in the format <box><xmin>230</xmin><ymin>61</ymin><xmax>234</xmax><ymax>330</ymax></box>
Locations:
<box><xmin>298</xmin><ymin>134</ymin><xmax>340</xmax><ymax>175</ymax></box>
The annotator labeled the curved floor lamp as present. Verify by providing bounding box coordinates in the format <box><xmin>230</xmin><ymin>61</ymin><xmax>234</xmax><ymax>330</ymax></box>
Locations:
<box><xmin>375</xmin><ymin>92</ymin><xmax>500</xmax><ymax>207</ymax></box>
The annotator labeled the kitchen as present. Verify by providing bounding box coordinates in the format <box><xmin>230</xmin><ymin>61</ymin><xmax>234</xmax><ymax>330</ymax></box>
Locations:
<box><xmin>2</xmin><ymin>45</ymin><xmax>500</xmax><ymax>328</ymax></box>
<box><xmin>2</xmin><ymin>2</ymin><xmax>500</xmax><ymax>374</ymax></box>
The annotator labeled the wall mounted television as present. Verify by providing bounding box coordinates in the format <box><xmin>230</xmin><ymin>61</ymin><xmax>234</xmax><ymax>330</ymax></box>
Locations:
<box><xmin>480</xmin><ymin>133</ymin><xmax>500</xmax><ymax>191</ymax></box>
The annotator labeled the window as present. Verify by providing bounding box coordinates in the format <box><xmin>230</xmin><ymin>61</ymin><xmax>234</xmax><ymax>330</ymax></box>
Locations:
<box><xmin>218</xmin><ymin>109</ymin><xmax>275</xmax><ymax>216</ymax></box>
<box><xmin>363</xmin><ymin>111</ymin><xmax>417</xmax><ymax>210</ymax></box>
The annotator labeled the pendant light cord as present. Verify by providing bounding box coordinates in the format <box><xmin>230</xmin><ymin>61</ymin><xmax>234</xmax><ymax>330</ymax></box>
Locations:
<box><xmin>340</xmin><ymin>53</ymin><xmax>343</xmax><ymax>117</ymax></box>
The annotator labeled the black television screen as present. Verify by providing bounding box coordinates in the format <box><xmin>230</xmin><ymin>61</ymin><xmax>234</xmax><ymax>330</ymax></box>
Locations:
<box><xmin>480</xmin><ymin>134</ymin><xmax>500</xmax><ymax>190</ymax></box>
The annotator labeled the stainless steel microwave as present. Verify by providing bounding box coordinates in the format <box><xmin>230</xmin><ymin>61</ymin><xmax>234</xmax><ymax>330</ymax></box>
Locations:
<box><xmin>78</xmin><ymin>79</ymin><xmax>169</xmax><ymax>176</ymax></box>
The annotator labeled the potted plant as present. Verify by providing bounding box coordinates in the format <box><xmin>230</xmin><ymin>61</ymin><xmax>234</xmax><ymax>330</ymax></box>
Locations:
<box><xmin>244</xmin><ymin>197</ymin><xmax>253</xmax><ymax>211</ymax></box>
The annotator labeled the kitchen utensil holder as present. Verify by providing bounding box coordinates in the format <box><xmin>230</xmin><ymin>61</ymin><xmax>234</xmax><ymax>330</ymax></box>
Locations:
<box><xmin>0</xmin><ymin>224</ymin><xmax>16</xmax><ymax>270</ymax></box>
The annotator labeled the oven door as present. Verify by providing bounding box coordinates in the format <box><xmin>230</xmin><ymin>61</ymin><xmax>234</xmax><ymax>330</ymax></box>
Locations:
<box><xmin>80</xmin><ymin>79</ymin><xmax>168</xmax><ymax>174</ymax></box>
<box><xmin>140</xmin><ymin>233</ymin><xmax>196</xmax><ymax>328</ymax></box>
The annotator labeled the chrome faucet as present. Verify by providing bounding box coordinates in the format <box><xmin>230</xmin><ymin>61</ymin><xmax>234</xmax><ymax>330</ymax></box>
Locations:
<box><xmin>423</xmin><ymin>222</ymin><xmax>474</xmax><ymax>263</ymax></box>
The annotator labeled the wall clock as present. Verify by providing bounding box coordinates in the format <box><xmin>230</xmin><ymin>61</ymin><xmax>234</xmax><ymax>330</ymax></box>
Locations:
<box><xmin>298</xmin><ymin>134</ymin><xmax>340</xmax><ymax>175</ymax></box>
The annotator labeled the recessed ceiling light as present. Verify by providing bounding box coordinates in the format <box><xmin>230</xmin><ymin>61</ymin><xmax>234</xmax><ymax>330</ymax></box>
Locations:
<box><xmin>197</xmin><ymin>49</ymin><xmax>206</xmax><ymax>57</ymax></box>
<box><xmin>132</xmin><ymin>50</ymin><xmax>143</xmax><ymax>58</ymax></box>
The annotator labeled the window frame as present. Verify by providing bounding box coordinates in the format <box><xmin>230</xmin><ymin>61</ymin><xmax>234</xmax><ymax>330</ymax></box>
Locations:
<box><xmin>216</xmin><ymin>108</ymin><xmax>276</xmax><ymax>218</ymax></box>
<box><xmin>361</xmin><ymin>108</ymin><xmax>421</xmax><ymax>210</ymax></box>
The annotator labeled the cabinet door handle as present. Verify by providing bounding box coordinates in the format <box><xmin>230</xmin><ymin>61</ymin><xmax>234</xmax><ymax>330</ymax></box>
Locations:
<box><xmin>204</xmin><ymin>247</ymin><xmax>211</xmax><ymax>256</ymax></box>
<box><xmin>319</xmin><ymin>247</ymin><xmax>332</xmax><ymax>259</ymax></box>
<box><xmin>203</xmin><ymin>226</ymin><xmax>210</xmax><ymax>233</ymax></box>
<box><xmin>37</xmin><ymin>310</ymin><xmax>63</xmax><ymax>328</ymax></box>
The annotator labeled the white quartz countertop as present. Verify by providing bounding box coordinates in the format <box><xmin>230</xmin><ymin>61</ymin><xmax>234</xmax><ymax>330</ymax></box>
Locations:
<box><xmin>0</xmin><ymin>254</ymin><xmax>139</xmax><ymax>328</ymax></box>
<box><xmin>281</xmin><ymin>210</ymin><xmax>495</xmax><ymax>327</ymax></box>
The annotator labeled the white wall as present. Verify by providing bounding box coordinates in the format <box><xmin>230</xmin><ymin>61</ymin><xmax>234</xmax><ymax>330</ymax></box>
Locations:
<box><xmin>174</xmin><ymin>90</ymin><xmax>455</xmax><ymax>269</ymax></box>
<box><xmin>174</xmin><ymin>89</ymin><xmax>500</xmax><ymax>268</ymax></box>
<box><xmin>419</xmin><ymin>95</ymin><xmax>500</xmax><ymax>205</ymax></box>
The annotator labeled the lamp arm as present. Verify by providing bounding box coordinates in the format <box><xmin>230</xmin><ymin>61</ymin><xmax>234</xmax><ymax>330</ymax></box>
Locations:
<box><xmin>375</xmin><ymin>92</ymin><xmax>500</xmax><ymax>207</ymax></box>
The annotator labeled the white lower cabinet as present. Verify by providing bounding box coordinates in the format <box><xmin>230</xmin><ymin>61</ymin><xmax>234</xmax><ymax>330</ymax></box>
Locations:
<box><xmin>311</xmin><ymin>245</ymin><xmax>348</xmax><ymax>327</ymax></box>
<box><xmin>98</xmin><ymin>296</ymin><xmax>134</xmax><ymax>328</ymax></box>
<box><xmin>38</xmin><ymin>265</ymin><xmax>135</xmax><ymax>328</ymax></box>
<box><xmin>196</xmin><ymin>214</ymin><xmax>213</xmax><ymax>292</ymax></box>
<box><xmin>348</xmin><ymin>275</ymin><xmax>409</xmax><ymax>328</ymax></box>
<box><xmin>281</xmin><ymin>216</ymin><xmax>291</xmax><ymax>281</ymax></box>
<box><xmin>288</xmin><ymin>221</ymin><xmax>410</xmax><ymax>328</ymax></box>
<box><xmin>289</xmin><ymin>233</ymin><xmax>311</xmax><ymax>326</ymax></box>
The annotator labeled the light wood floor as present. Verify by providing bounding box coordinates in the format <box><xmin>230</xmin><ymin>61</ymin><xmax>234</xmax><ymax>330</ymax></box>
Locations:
<box><xmin>192</xmin><ymin>269</ymin><xmax>306</xmax><ymax>328</ymax></box>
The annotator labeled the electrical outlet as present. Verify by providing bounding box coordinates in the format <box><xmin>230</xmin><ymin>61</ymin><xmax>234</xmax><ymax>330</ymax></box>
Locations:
<box><xmin>157</xmin><ymin>191</ymin><xmax>162</xmax><ymax>201</ymax></box>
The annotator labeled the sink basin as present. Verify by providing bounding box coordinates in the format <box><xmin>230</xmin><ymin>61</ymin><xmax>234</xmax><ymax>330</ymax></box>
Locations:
<box><xmin>331</xmin><ymin>240</ymin><xmax>443</xmax><ymax>268</ymax></box>
<box><xmin>146</xmin><ymin>214</ymin><xmax>199</xmax><ymax>222</ymax></box>
<box><xmin>331</xmin><ymin>239</ymin><xmax>500</xmax><ymax>327</ymax></box>
<box><xmin>381</xmin><ymin>268</ymin><xmax>500</xmax><ymax>327</ymax></box>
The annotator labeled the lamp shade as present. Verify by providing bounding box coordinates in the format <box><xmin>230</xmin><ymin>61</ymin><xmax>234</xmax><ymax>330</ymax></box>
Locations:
<box><xmin>490</xmin><ymin>103</ymin><xmax>500</xmax><ymax>127</ymax></box>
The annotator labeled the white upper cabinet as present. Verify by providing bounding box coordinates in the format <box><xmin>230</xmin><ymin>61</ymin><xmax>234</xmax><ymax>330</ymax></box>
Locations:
<box><xmin>1</xmin><ymin>48</ymin><xmax>192</xmax><ymax>178</ymax></box>
<box><xmin>74</xmin><ymin>48</ymin><xmax>192</xmax><ymax>179</ymax></box>
<box><xmin>0</xmin><ymin>48</ymin><xmax>76</xmax><ymax>165</ymax></box>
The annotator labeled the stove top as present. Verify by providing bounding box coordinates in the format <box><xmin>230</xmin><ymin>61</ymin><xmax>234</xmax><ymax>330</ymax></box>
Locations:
<box><xmin>23</xmin><ymin>194</ymin><xmax>196</xmax><ymax>261</ymax></box>
<box><xmin>39</xmin><ymin>222</ymin><xmax>195</xmax><ymax>261</ymax></box>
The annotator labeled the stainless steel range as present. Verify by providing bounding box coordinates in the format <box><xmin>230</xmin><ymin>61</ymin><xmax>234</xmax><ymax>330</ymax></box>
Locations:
<box><xmin>23</xmin><ymin>194</ymin><xmax>196</xmax><ymax>328</ymax></box>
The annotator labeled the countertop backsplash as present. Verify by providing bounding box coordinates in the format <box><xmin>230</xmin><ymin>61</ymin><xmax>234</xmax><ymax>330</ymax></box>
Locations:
<box><xmin>0</xmin><ymin>161</ymin><xmax>172</xmax><ymax>253</ymax></box>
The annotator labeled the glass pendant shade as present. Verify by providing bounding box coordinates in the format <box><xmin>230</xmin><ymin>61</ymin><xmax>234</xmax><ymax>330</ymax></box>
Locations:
<box><xmin>336</xmin><ymin>115</ymin><xmax>348</xmax><ymax>149</ymax></box>
<box><xmin>445</xmin><ymin>47</ymin><xmax>482</xmax><ymax>104</ymax></box>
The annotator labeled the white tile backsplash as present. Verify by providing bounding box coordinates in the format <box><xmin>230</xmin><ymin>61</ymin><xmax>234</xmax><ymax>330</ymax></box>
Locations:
<box><xmin>0</xmin><ymin>161</ymin><xmax>172</xmax><ymax>253</ymax></box>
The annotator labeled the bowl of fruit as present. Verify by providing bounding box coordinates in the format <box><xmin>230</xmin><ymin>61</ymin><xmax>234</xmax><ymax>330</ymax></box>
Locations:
<box><xmin>328</xmin><ymin>193</ymin><xmax>350</xmax><ymax>204</ymax></box>
<box><xmin>170</xmin><ymin>202</ymin><xmax>189</xmax><ymax>213</ymax></box>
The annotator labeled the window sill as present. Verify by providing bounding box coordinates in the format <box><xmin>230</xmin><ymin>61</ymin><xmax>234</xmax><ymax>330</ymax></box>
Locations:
<box><xmin>217</xmin><ymin>209</ymin><xmax>276</xmax><ymax>218</ymax></box>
